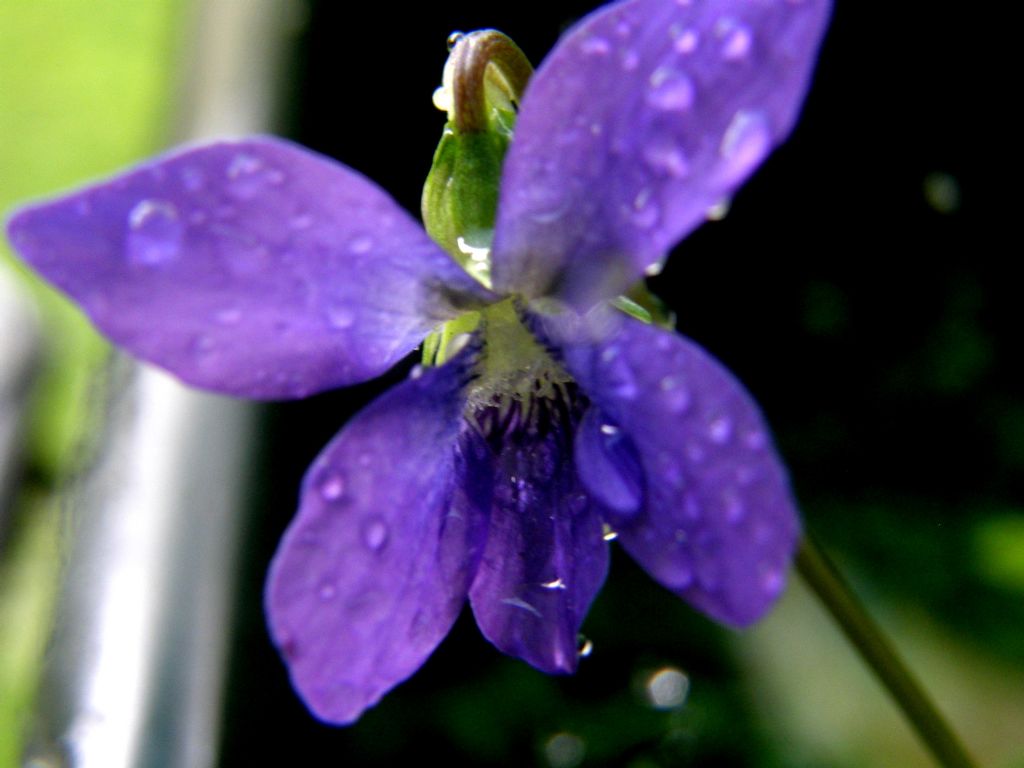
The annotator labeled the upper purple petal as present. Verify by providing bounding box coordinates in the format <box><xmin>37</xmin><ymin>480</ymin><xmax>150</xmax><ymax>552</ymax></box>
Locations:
<box><xmin>265</xmin><ymin>347</ymin><xmax>485</xmax><ymax>724</ymax></box>
<box><xmin>465</xmin><ymin>396</ymin><xmax>609</xmax><ymax>673</ymax></box>
<box><xmin>491</xmin><ymin>0</ymin><xmax>831</xmax><ymax>306</ymax></box>
<box><xmin>556</xmin><ymin>310</ymin><xmax>800</xmax><ymax>626</ymax></box>
<box><xmin>6</xmin><ymin>137</ymin><xmax>492</xmax><ymax>399</ymax></box>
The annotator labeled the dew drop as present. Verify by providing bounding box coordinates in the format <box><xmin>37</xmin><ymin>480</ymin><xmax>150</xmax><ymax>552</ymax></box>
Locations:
<box><xmin>722</xmin><ymin>489</ymin><xmax>745</xmax><ymax>523</ymax></box>
<box><xmin>629</xmin><ymin>188</ymin><xmax>659</xmax><ymax>229</ymax></box>
<box><xmin>577</xmin><ymin>634</ymin><xmax>594</xmax><ymax>658</ymax></box>
<box><xmin>706</xmin><ymin>197</ymin><xmax>732</xmax><ymax>220</ymax></box>
<box><xmin>348</xmin><ymin>234</ymin><xmax>374</xmax><ymax>254</ymax></box>
<box><xmin>719</xmin><ymin>109</ymin><xmax>771</xmax><ymax>184</ymax></box>
<box><xmin>600</xmin><ymin>347</ymin><xmax>638</xmax><ymax>400</ymax></box>
<box><xmin>720</xmin><ymin>22</ymin><xmax>753</xmax><ymax>61</ymax></box>
<box><xmin>760</xmin><ymin>567</ymin><xmax>785</xmax><ymax>597</ymax></box>
<box><xmin>326</xmin><ymin>304</ymin><xmax>355</xmax><ymax>330</ymax></box>
<box><xmin>643</xmin><ymin>139</ymin><xmax>690</xmax><ymax>178</ymax></box>
<box><xmin>673</xmin><ymin>27</ymin><xmax>700</xmax><ymax>54</ymax></box>
<box><xmin>647</xmin><ymin>68</ymin><xmax>695</xmax><ymax>111</ymax></box>
<box><xmin>599</xmin><ymin>423</ymin><xmax>620</xmax><ymax>436</ymax></box>
<box><xmin>126</xmin><ymin>199</ymin><xmax>183</xmax><ymax>266</ymax></box>
<box><xmin>659</xmin><ymin>375</ymin><xmax>692</xmax><ymax>413</ymax></box>
<box><xmin>361</xmin><ymin>517</ymin><xmax>389</xmax><ymax>551</ymax></box>
<box><xmin>226</xmin><ymin>153</ymin><xmax>283</xmax><ymax>199</ymax></box>
<box><xmin>446</xmin><ymin>31</ymin><xmax>464</xmax><ymax>50</ymax></box>
<box><xmin>318</xmin><ymin>471</ymin><xmax>345</xmax><ymax>501</ymax></box>
<box><xmin>602</xmin><ymin>523</ymin><xmax>619</xmax><ymax>542</ymax></box>
<box><xmin>708</xmin><ymin>416</ymin><xmax>733</xmax><ymax>444</ymax></box>
<box><xmin>540</xmin><ymin>577</ymin><xmax>567</xmax><ymax>590</ymax></box>
<box><xmin>318</xmin><ymin>581</ymin><xmax>337</xmax><ymax>601</ymax></box>
<box><xmin>580</xmin><ymin>36</ymin><xmax>611</xmax><ymax>56</ymax></box>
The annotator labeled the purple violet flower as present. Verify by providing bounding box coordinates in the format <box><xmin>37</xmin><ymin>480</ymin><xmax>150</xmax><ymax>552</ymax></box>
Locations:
<box><xmin>6</xmin><ymin>0</ymin><xmax>831</xmax><ymax>724</ymax></box>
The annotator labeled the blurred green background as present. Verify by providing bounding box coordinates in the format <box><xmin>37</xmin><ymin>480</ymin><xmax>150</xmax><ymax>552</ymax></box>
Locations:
<box><xmin>1</xmin><ymin>1</ymin><xmax>1018</xmax><ymax>767</ymax></box>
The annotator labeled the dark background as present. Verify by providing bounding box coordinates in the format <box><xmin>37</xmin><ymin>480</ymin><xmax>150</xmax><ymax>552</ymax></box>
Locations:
<box><xmin>218</xmin><ymin>2</ymin><xmax>1008</xmax><ymax>766</ymax></box>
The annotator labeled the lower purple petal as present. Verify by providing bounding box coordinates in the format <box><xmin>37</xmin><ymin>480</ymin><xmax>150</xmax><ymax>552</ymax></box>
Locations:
<box><xmin>466</xmin><ymin>395</ymin><xmax>609</xmax><ymax>673</ymax></box>
<box><xmin>559</xmin><ymin>311</ymin><xmax>800</xmax><ymax>626</ymax></box>
<box><xmin>265</xmin><ymin>350</ymin><xmax>483</xmax><ymax>724</ymax></box>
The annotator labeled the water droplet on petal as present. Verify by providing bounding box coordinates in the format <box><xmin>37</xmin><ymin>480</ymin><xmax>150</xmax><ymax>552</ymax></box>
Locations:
<box><xmin>361</xmin><ymin>517</ymin><xmax>389</xmax><ymax>551</ymax></box>
<box><xmin>326</xmin><ymin>304</ymin><xmax>355</xmax><ymax>330</ymax></box>
<box><xmin>629</xmin><ymin>188</ymin><xmax>659</xmax><ymax>229</ymax></box>
<box><xmin>760</xmin><ymin>566</ymin><xmax>785</xmax><ymax>597</ymax></box>
<box><xmin>720</xmin><ymin>22</ymin><xmax>753</xmax><ymax>61</ymax></box>
<box><xmin>602</xmin><ymin>523</ymin><xmax>618</xmax><ymax>542</ymax></box>
<box><xmin>673</xmin><ymin>27</ymin><xmax>700</xmax><ymax>54</ymax></box>
<box><xmin>540</xmin><ymin>577</ymin><xmax>567</xmax><ymax>590</ymax></box>
<box><xmin>126</xmin><ymin>199</ymin><xmax>183</xmax><ymax>266</ymax></box>
<box><xmin>599</xmin><ymin>423</ymin><xmax>620</xmax><ymax>436</ymax></box>
<box><xmin>318</xmin><ymin>581</ymin><xmax>337</xmax><ymax>601</ymax></box>
<box><xmin>318</xmin><ymin>471</ymin><xmax>346</xmax><ymax>501</ymax></box>
<box><xmin>722</xmin><ymin>489</ymin><xmax>745</xmax><ymax>523</ymax></box>
<box><xmin>643</xmin><ymin>138</ymin><xmax>690</xmax><ymax>178</ymax></box>
<box><xmin>226</xmin><ymin>153</ymin><xmax>284</xmax><ymax>199</ymax></box>
<box><xmin>719</xmin><ymin>109</ymin><xmax>771</xmax><ymax>184</ymax></box>
<box><xmin>580</xmin><ymin>36</ymin><xmax>611</xmax><ymax>56</ymax></box>
<box><xmin>599</xmin><ymin>347</ymin><xmax>638</xmax><ymax>399</ymax></box>
<box><xmin>708</xmin><ymin>416</ymin><xmax>733</xmax><ymax>444</ymax></box>
<box><xmin>348</xmin><ymin>234</ymin><xmax>374</xmax><ymax>254</ymax></box>
<box><xmin>647</xmin><ymin>68</ymin><xmax>695</xmax><ymax>111</ymax></box>
<box><xmin>659</xmin><ymin>375</ymin><xmax>692</xmax><ymax>413</ymax></box>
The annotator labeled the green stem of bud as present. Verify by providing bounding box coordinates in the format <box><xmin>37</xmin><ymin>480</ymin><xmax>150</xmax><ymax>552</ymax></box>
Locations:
<box><xmin>449</xmin><ymin>30</ymin><xmax>532</xmax><ymax>135</ymax></box>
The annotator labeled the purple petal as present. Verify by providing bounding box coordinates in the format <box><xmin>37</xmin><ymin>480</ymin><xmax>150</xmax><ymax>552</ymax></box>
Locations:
<box><xmin>492</xmin><ymin>0</ymin><xmax>831</xmax><ymax>305</ymax></box>
<box><xmin>466</xmin><ymin>399</ymin><xmax>609</xmax><ymax>673</ymax></box>
<box><xmin>560</xmin><ymin>312</ymin><xmax>800</xmax><ymax>626</ymax></box>
<box><xmin>6</xmin><ymin>137</ymin><xmax>491</xmax><ymax>399</ymax></box>
<box><xmin>264</xmin><ymin>351</ymin><xmax>484</xmax><ymax>724</ymax></box>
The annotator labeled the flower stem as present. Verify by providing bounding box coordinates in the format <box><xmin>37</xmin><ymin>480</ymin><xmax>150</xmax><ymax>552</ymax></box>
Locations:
<box><xmin>794</xmin><ymin>537</ymin><xmax>978</xmax><ymax>768</ymax></box>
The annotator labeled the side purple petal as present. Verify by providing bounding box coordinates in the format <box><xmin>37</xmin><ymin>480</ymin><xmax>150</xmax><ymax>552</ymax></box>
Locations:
<box><xmin>466</xmin><ymin>399</ymin><xmax>609</xmax><ymax>673</ymax></box>
<box><xmin>6</xmin><ymin>137</ymin><xmax>492</xmax><ymax>399</ymax></box>
<box><xmin>492</xmin><ymin>0</ymin><xmax>831</xmax><ymax>306</ymax></box>
<box><xmin>264</xmin><ymin>350</ymin><xmax>485</xmax><ymax>724</ymax></box>
<box><xmin>559</xmin><ymin>312</ymin><xmax>800</xmax><ymax>626</ymax></box>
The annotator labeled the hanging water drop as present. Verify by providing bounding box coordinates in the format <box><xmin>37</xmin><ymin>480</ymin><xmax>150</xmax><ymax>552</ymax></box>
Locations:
<box><xmin>577</xmin><ymin>634</ymin><xmax>594</xmax><ymax>658</ymax></box>
<box><xmin>126</xmin><ymin>199</ymin><xmax>183</xmax><ymax>266</ymax></box>
<box><xmin>318</xmin><ymin>471</ymin><xmax>346</xmax><ymax>502</ymax></box>
<box><xmin>362</xmin><ymin>517</ymin><xmax>389</xmax><ymax>551</ymax></box>
<box><xmin>718</xmin><ymin>109</ymin><xmax>771</xmax><ymax>185</ymax></box>
<box><xmin>647</xmin><ymin>68</ymin><xmax>695</xmax><ymax>112</ymax></box>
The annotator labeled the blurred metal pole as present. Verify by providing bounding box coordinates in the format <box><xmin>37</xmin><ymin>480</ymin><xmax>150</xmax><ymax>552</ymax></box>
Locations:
<box><xmin>0</xmin><ymin>263</ymin><xmax>40</xmax><ymax>535</ymax></box>
<box><xmin>24</xmin><ymin>2</ymin><xmax>299</xmax><ymax>767</ymax></box>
